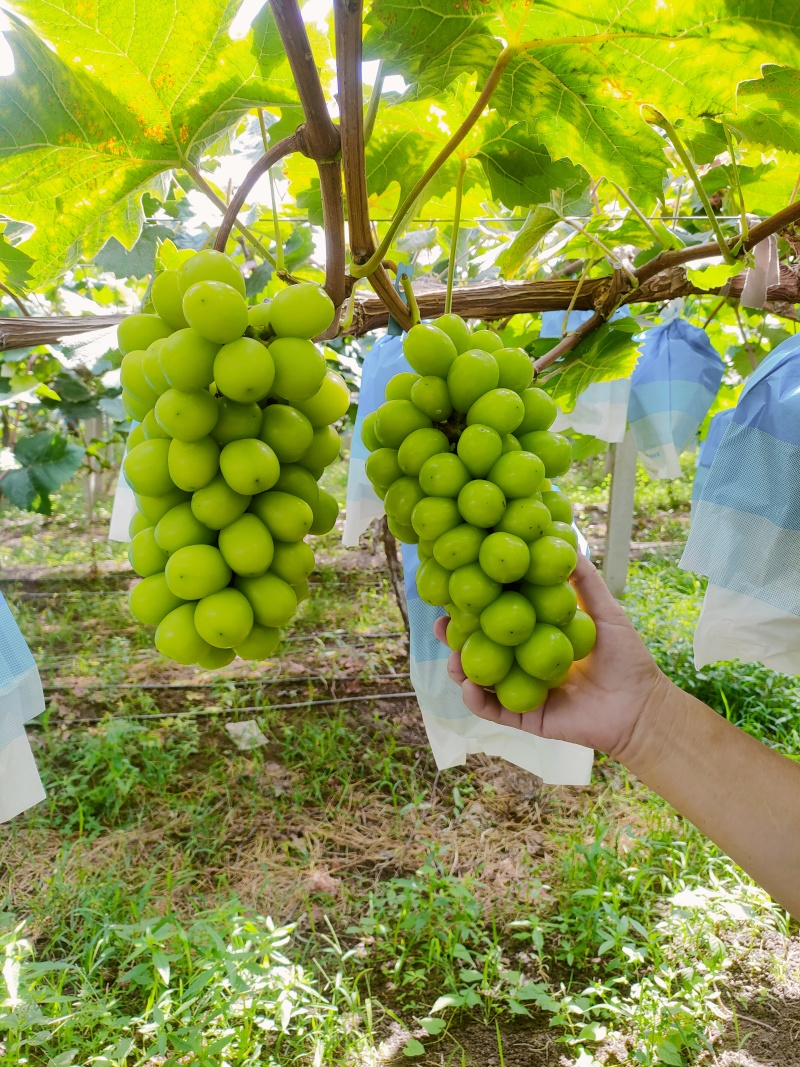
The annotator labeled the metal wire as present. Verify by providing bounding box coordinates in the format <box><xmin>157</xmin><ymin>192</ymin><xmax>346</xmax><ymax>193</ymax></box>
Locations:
<box><xmin>42</xmin><ymin>671</ymin><xmax>411</xmax><ymax>693</ymax></box>
<box><xmin>43</xmin><ymin>690</ymin><xmax>419</xmax><ymax>725</ymax></box>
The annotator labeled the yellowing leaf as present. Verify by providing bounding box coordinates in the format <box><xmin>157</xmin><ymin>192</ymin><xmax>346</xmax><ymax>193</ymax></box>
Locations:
<box><xmin>686</xmin><ymin>262</ymin><xmax>743</xmax><ymax>290</ymax></box>
<box><xmin>0</xmin><ymin>1</ymin><xmax>299</xmax><ymax>287</ymax></box>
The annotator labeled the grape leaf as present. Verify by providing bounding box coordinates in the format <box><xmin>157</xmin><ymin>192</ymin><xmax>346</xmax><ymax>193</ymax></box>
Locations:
<box><xmin>734</xmin><ymin>66</ymin><xmax>800</xmax><ymax>155</ymax></box>
<box><xmin>496</xmin><ymin>207</ymin><xmax>559</xmax><ymax>278</ymax></box>
<box><xmin>0</xmin><ymin>431</ymin><xmax>85</xmax><ymax>514</ymax></box>
<box><xmin>366</xmin><ymin>0</ymin><xmax>800</xmax><ymax>197</ymax></box>
<box><xmin>548</xmin><ymin>321</ymin><xmax>642</xmax><ymax>413</ymax></box>
<box><xmin>95</xmin><ymin>225</ymin><xmax>176</xmax><ymax>279</ymax></box>
<box><xmin>477</xmin><ymin>118</ymin><xmax>589</xmax><ymax>210</ymax></box>
<box><xmin>0</xmin><ymin>0</ymin><xmax>298</xmax><ymax>287</ymax></box>
<box><xmin>0</xmin><ymin>226</ymin><xmax>33</xmax><ymax>294</ymax></box>
<box><xmin>687</xmin><ymin>262</ymin><xmax>742</xmax><ymax>290</ymax></box>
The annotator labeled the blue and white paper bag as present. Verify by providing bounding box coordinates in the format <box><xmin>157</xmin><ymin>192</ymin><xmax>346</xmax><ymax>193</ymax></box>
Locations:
<box><xmin>0</xmin><ymin>592</ymin><xmax>45</xmax><ymax>821</ymax></box>
<box><xmin>628</xmin><ymin>318</ymin><xmax>724</xmax><ymax>479</ymax></box>
<box><xmin>403</xmin><ymin>545</ymin><xmax>594</xmax><ymax>783</ymax></box>
<box><xmin>691</xmin><ymin>408</ymin><xmax>735</xmax><ymax>513</ymax></box>
<box><xmin>343</xmin><ymin>335</ymin><xmax>409</xmax><ymax>546</ymax></box>
<box><xmin>543</xmin><ymin>310</ymin><xmax>631</xmax><ymax>444</ymax></box>
<box><xmin>681</xmin><ymin>335</ymin><xmax>800</xmax><ymax>674</ymax></box>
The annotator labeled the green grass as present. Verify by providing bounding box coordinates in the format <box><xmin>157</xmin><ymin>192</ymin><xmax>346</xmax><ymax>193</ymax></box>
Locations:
<box><xmin>1</xmin><ymin>469</ymin><xmax>798</xmax><ymax>1065</ymax></box>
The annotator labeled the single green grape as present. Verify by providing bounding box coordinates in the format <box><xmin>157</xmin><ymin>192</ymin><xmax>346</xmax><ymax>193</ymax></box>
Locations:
<box><xmin>118</xmin><ymin>314</ymin><xmax>172</xmax><ymax>355</ymax></box>
<box><xmin>518</xmin><ymin>430</ymin><xmax>572</xmax><ymax>477</ymax></box>
<box><xmin>182</xmin><ymin>280</ymin><xmax>249</xmax><ymax>344</ymax></box>
<box><xmin>521</xmin><ymin>580</ymin><xmax>577</xmax><ymax>627</ymax></box>
<box><xmin>375</xmin><ymin>400</ymin><xmax>432</xmax><ymax>450</ymax></box>
<box><xmin>478</xmin><ymin>531</ymin><xmax>530</xmax><ymax>583</ymax></box>
<box><xmin>517</xmin><ymin>387</ymin><xmax>557</xmax><ymax>433</ymax></box>
<box><xmin>397</xmin><ymin>427</ymin><xmax>450</xmax><ymax>476</ymax></box>
<box><xmin>495</xmin><ymin>347</ymin><xmax>534</xmax><ymax>393</ymax></box>
<box><xmin>496</xmin><ymin>666</ymin><xmax>548</xmax><ymax>713</ymax></box>
<box><xmin>269</xmin><ymin>282</ymin><xmax>335</xmax><ymax>339</ymax></box>
<box><xmin>524</xmin><ymin>535</ymin><xmax>578</xmax><ymax>585</ymax></box>
<box><xmin>155</xmin><ymin>388</ymin><xmax>219</xmax><ymax>442</ymax></box>
<box><xmin>385</xmin><ymin>372</ymin><xmax>421</xmax><ymax>402</ymax></box>
<box><xmin>259</xmin><ymin>404</ymin><xmax>314</xmax><ymax>463</ymax></box>
<box><xmin>416</xmin><ymin>557</ymin><xmax>452</xmax><ymax>606</ymax></box>
<box><xmin>469</xmin><ymin>329</ymin><xmax>503</xmax><ymax>353</ymax></box>
<box><xmin>488</xmin><ymin>450</ymin><xmax>545</xmax><ymax>498</ymax></box>
<box><xmin>159</xmin><ymin>329</ymin><xmax>219</xmax><ymax>391</ymax></box>
<box><xmin>560</xmin><ymin>609</ymin><xmax>597</xmax><ymax>660</ymax></box>
<box><xmin>178</xmin><ymin>249</ymin><xmax>246</xmax><ymax>297</ymax></box>
<box><xmin>432</xmin><ymin>524</ymin><xmax>486</xmax><ymax>570</ymax></box>
<box><xmin>479</xmin><ymin>592</ymin><xmax>536</xmax><ymax>646</ymax></box>
<box><xmin>418</xmin><ymin>452</ymin><xmax>470</xmax><ymax>498</ymax></box>
<box><xmin>447</xmin><ymin>349</ymin><xmax>499</xmax><ymax>412</ymax></box>
<box><xmin>432</xmin><ymin>313</ymin><xmax>472</xmax><ymax>354</ymax></box>
<box><xmin>151</xmin><ymin>269</ymin><xmax>190</xmax><ymax>329</ymax></box>
<box><xmin>411</xmin><ymin>375</ymin><xmax>453</xmax><ymax>421</ymax></box>
<box><xmin>461</xmin><ymin>630</ymin><xmax>514</xmax><ymax>686</ymax></box>
<box><xmin>466</xmin><ymin>388</ymin><xmax>525</xmax><ymax>435</ymax></box>
<box><xmin>457</xmin><ymin>479</ymin><xmax>506</xmax><ymax>528</ymax></box>
<box><xmin>448</xmin><ymin>562</ymin><xmax>501</xmax><ymax>615</ymax></box>
<box><xmin>457</xmin><ymin>424</ymin><xmax>503</xmax><ymax>478</ymax></box>
<box><xmin>515</xmin><ymin>623</ymin><xmax>574</xmax><ymax>682</ymax></box>
<box><xmin>410</xmin><ymin>496</ymin><xmax>461</xmax><ymax>540</ymax></box>
<box><xmin>218</xmin><ymin>514</ymin><xmax>274</xmax><ymax>577</ymax></box>
<box><xmin>403</xmin><ymin>323</ymin><xmax>458</xmax><ymax>377</ymax></box>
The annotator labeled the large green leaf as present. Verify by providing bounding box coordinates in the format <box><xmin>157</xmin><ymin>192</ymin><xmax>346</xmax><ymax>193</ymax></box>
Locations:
<box><xmin>0</xmin><ymin>431</ymin><xmax>85</xmax><ymax>514</ymax></box>
<box><xmin>0</xmin><ymin>1</ymin><xmax>298</xmax><ymax>288</ymax></box>
<box><xmin>477</xmin><ymin>118</ymin><xmax>588</xmax><ymax>210</ymax></box>
<box><xmin>365</xmin><ymin>0</ymin><xmax>800</xmax><ymax>195</ymax></box>
<box><xmin>734</xmin><ymin>66</ymin><xmax>800</xmax><ymax>154</ymax></box>
<box><xmin>548</xmin><ymin>320</ymin><xmax>642</xmax><ymax>413</ymax></box>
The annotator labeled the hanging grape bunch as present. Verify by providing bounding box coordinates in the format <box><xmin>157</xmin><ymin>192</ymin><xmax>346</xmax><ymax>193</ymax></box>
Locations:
<box><xmin>118</xmin><ymin>250</ymin><xmax>348</xmax><ymax>668</ymax></box>
<box><xmin>363</xmin><ymin>314</ymin><xmax>597</xmax><ymax>712</ymax></box>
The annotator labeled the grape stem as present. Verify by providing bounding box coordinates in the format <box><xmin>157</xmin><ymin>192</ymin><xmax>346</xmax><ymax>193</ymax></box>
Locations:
<box><xmin>212</xmin><ymin>135</ymin><xmax>299</xmax><ymax>256</ymax></box>
<box><xmin>643</xmin><ymin>107</ymin><xmax>737</xmax><ymax>265</ymax></box>
<box><xmin>267</xmin><ymin>0</ymin><xmax>347</xmax><ymax>312</ymax></box>
<box><xmin>350</xmin><ymin>46</ymin><xmax>515</xmax><ymax>280</ymax></box>
<box><xmin>722</xmin><ymin>118</ymin><xmax>748</xmax><ymax>245</ymax></box>
<box><xmin>363</xmin><ymin>61</ymin><xmax>384</xmax><ymax>146</ymax></box>
<box><xmin>334</xmin><ymin>0</ymin><xmax>414</xmax><ymax>330</ymax></box>
<box><xmin>0</xmin><ymin>281</ymin><xmax>30</xmax><ymax>317</ymax></box>
<box><xmin>445</xmin><ymin>158</ymin><xmax>467</xmax><ymax>316</ymax></box>
<box><xmin>185</xmin><ymin>164</ymin><xmax>278</xmax><ymax>266</ymax></box>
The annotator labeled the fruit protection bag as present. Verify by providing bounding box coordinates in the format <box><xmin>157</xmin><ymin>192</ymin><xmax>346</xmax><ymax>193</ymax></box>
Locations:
<box><xmin>691</xmin><ymin>408</ymin><xmax>735</xmax><ymax>514</ymax></box>
<box><xmin>109</xmin><ymin>466</ymin><xmax>138</xmax><ymax>542</ymax></box>
<box><xmin>543</xmin><ymin>310</ymin><xmax>631</xmax><ymax>444</ymax></box>
<box><xmin>343</xmin><ymin>334</ymin><xmax>409</xmax><ymax>546</ymax></box>
<box><xmin>402</xmin><ymin>543</ymin><xmax>594</xmax><ymax>783</ymax></box>
<box><xmin>681</xmin><ymin>336</ymin><xmax>800</xmax><ymax>674</ymax></box>
<box><xmin>0</xmin><ymin>592</ymin><xmax>45</xmax><ymax>821</ymax></box>
<box><xmin>628</xmin><ymin>318</ymin><xmax>724</xmax><ymax>479</ymax></box>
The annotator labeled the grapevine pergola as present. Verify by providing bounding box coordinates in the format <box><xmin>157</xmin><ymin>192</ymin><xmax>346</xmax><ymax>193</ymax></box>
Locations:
<box><xmin>2</xmin><ymin>0</ymin><xmax>800</xmax><ymax>408</ymax></box>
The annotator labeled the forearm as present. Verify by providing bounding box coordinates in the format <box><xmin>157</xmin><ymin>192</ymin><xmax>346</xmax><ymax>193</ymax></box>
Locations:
<box><xmin>622</xmin><ymin>678</ymin><xmax>800</xmax><ymax>916</ymax></box>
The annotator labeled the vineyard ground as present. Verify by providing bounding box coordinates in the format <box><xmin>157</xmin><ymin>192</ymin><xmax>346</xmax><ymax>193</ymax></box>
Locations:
<box><xmin>1</xmin><ymin>456</ymin><xmax>799</xmax><ymax>1066</ymax></box>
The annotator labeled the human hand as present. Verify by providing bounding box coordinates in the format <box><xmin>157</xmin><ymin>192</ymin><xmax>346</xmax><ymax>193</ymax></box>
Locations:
<box><xmin>434</xmin><ymin>553</ymin><xmax>673</xmax><ymax>760</ymax></box>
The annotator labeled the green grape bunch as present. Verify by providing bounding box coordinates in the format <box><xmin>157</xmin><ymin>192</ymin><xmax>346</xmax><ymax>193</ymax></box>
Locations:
<box><xmin>118</xmin><ymin>249</ymin><xmax>348</xmax><ymax>668</ymax></box>
<box><xmin>362</xmin><ymin>313</ymin><xmax>597</xmax><ymax>713</ymax></box>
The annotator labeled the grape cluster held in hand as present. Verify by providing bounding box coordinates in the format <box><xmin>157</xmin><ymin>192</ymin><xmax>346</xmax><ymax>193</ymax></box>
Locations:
<box><xmin>362</xmin><ymin>314</ymin><xmax>597</xmax><ymax>712</ymax></box>
<box><xmin>119</xmin><ymin>249</ymin><xmax>347</xmax><ymax>668</ymax></box>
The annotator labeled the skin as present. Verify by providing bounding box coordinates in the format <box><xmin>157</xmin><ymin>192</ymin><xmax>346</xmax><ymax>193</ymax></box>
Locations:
<box><xmin>435</xmin><ymin>552</ymin><xmax>800</xmax><ymax>917</ymax></box>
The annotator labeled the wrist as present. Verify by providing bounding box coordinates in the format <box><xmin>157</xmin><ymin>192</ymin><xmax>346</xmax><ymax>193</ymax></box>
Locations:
<box><xmin>613</xmin><ymin>670</ymin><xmax>685</xmax><ymax>779</ymax></box>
